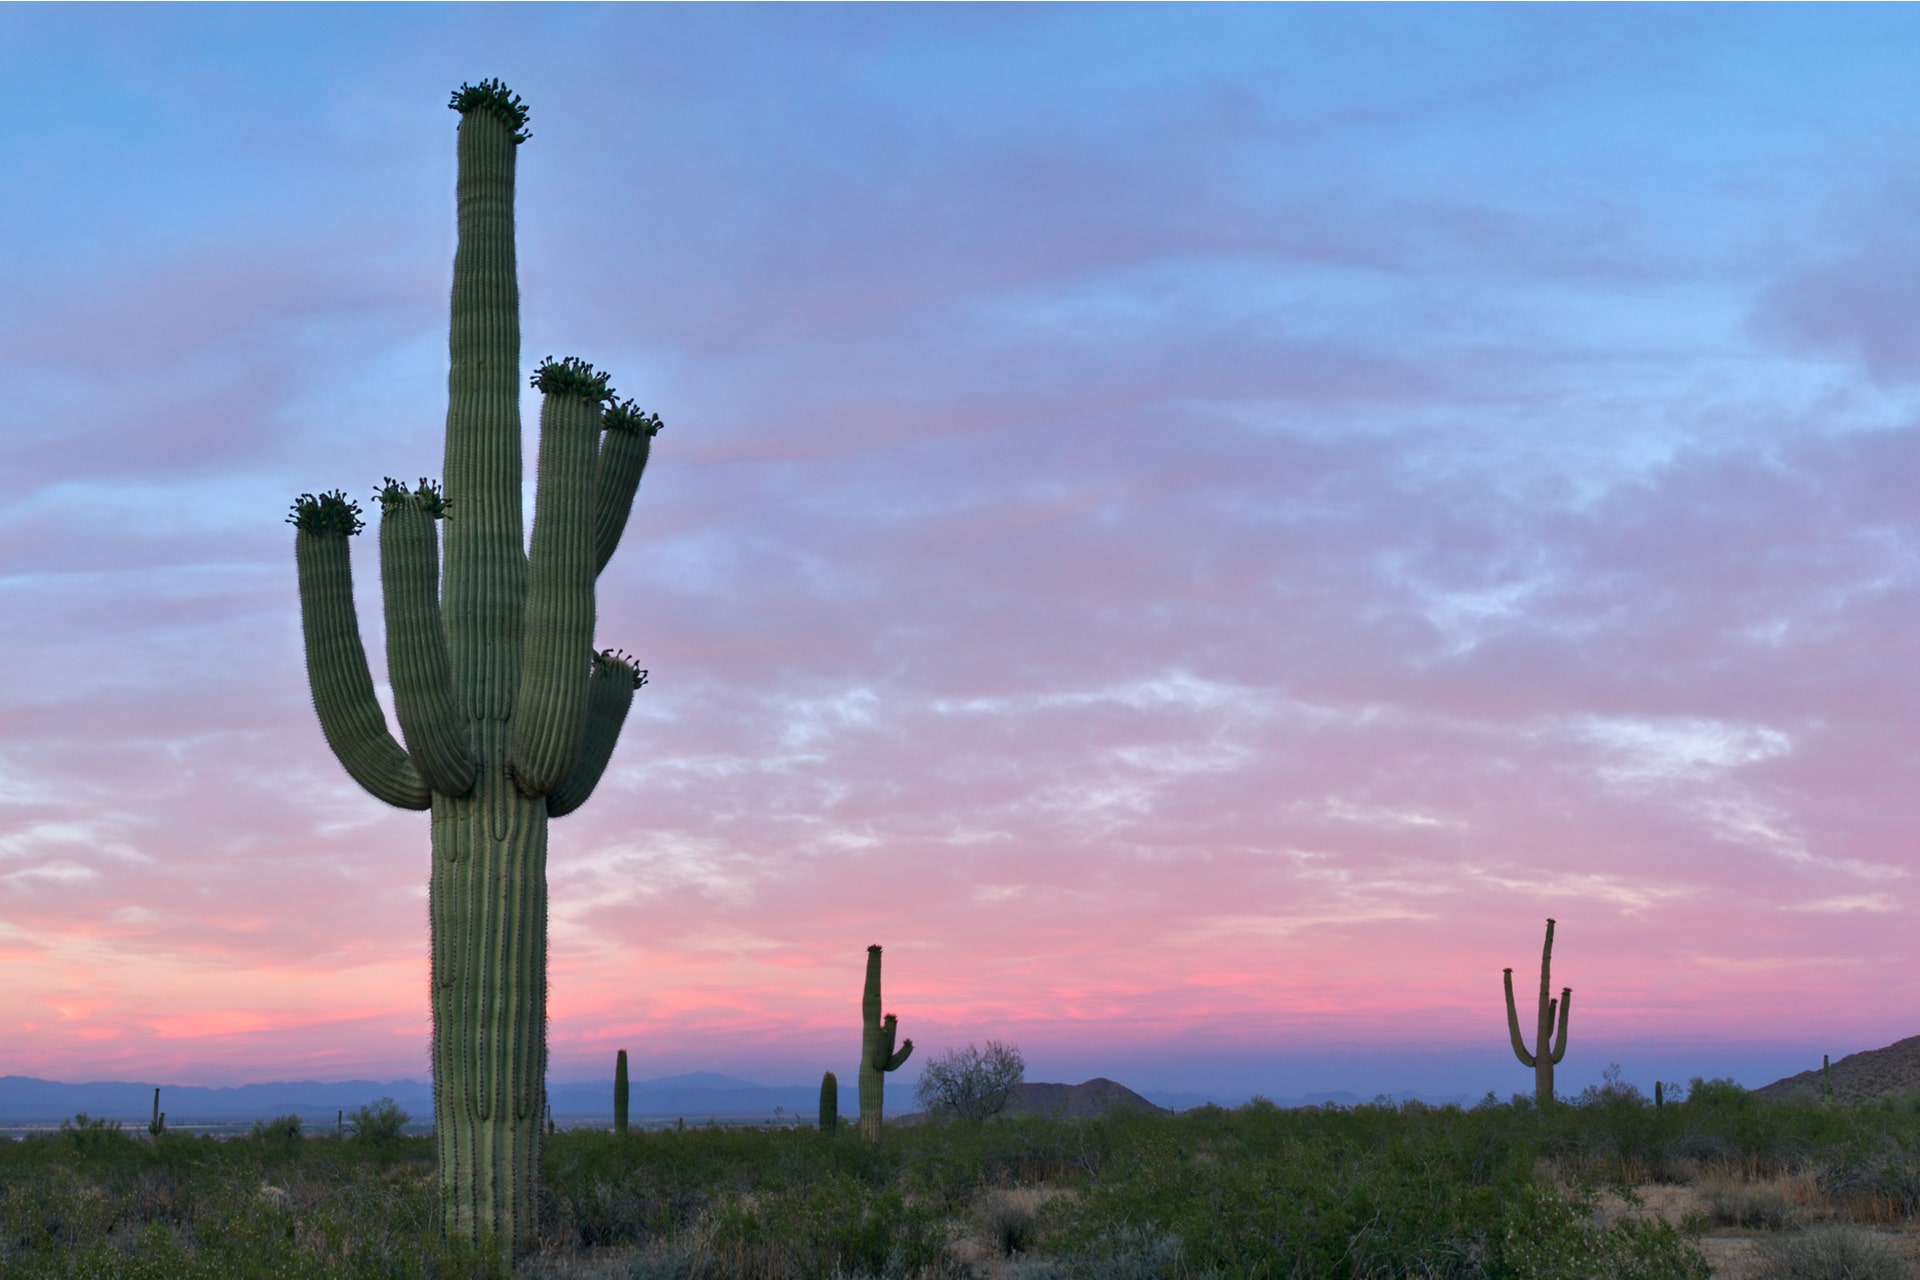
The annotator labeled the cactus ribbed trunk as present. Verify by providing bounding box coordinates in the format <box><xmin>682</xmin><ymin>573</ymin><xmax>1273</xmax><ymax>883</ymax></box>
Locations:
<box><xmin>291</xmin><ymin>82</ymin><xmax>660</xmax><ymax>1259</ymax></box>
<box><xmin>433</xmin><ymin>99</ymin><xmax>543</xmax><ymax>1250</ymax></box>
<box><xmin>431</xmin><ymin>760</ymin><xmax>549</xmax><ymax>1244</ymax></box>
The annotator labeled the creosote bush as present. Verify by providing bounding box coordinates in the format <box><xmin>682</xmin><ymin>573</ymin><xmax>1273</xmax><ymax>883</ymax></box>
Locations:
<box><xmin>346</xmin><ymin>1097</ymin><xmax>410</xmax><ymax>1144</ymax></box>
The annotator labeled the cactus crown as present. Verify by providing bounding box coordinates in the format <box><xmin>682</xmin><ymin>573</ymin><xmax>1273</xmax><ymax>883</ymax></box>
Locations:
<box><xmin>448</xmin><ymin>78</ymin><xmax>530</xmax><ymax>143</ymax></box>
<box><xmin>531</xmin><ymin>355</ymin><xmax>615</xmax><ymax>404</ymax></box>
<box><xmin>376</xmin><ymin>477</ymin><xmax>450</xmax><ymax>519</ymax></box>
<box><xmin>287</xmin><ymin>490</ymin><xmax>365</xmax><ymax>537</ymax></box>
<box><xmin>595</xmin><ymin>648</ymin><xmax>649</xmax><ymax>691</ymax></box>
<box><xmin>604</xmin><ymin>399</ymin><xmax>665</xmax><ymax>438</ymax></box>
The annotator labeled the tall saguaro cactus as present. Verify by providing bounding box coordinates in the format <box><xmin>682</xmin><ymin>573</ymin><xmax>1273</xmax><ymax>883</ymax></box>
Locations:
<box><xmin>858</xmin><ymin>944</ymin><xmax>913</xmax><ymax>1140</ymax></box>
<box><xmin>1503</xmin><ymin>917</ymin><xmax>1571</xmax><ymax>1107</ymax></box>
<box><xmin>289</xmin><ymin>80</ymin><xmax>661</xmax><ymax>1255</ymax></box>
<box><xmin>614</xmin><ymin>1050</ymin><xmax>630</xmax><ymax>1136</ymax></box>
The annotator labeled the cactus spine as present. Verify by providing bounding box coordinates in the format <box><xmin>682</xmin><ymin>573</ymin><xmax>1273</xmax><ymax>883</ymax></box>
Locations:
<box><xmin>819</xmin><ymin>1071</ymin><xmax>838</xmax><ymax>1135</ymax></box>
<box><xmin>614</xmin><ymin>1050</ymin><xmax>629</xmax><ymax>1136</ymax></box>
<box><xmin>149</xmin><ymin>1088</ymin><xmax>164</xmax><ymax>1138</ymax></box>
<box><xmin>1503</xmin><ymin>917</ymin><xmax>1571</xmax><ymax>1107</ymax></box>
<box><xmin>858</xmin><ymin>944</ymin><xmax>913</xmax><ymax>1140</ymax></box>
<box><xmin>289</xmin><ymin>79</ymin><xmax>660</xmax><ymax>1256</ymax></box>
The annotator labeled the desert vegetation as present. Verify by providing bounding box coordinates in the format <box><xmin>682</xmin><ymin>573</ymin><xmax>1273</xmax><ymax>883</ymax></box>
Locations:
<box><xmin>5</xmin><ymin>1081</ymin><xmax>1919</xmax><ymax>1278</ymax></box>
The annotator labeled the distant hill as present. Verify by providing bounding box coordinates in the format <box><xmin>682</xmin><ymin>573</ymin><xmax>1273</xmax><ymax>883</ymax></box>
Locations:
<box><xmin>897</xmin><ymin>1078</ymin><xmax>1169</xmax><ymax>1125</ymax></box>
<box><xmin>0</xmin><ymin>1072</ymin><xmax>867</xmax><ymax>1128</ymax></box>
<box><xmin>1004</xmin><ymin>1078</ymin><xmax>1168</xmax><ymax>1119</ymax></box>
<box><xmin>1755</xmin><ymin>1034</ymin><xmax>1920</xmax><ymax>1105</ymax></box>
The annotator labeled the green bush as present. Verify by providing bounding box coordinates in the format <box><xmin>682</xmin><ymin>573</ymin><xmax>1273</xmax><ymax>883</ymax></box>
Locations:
<box><xmin>1498</xmin><ymin>1183</ymin><xmax>1710</xmax><ymax>1280</ymax></box>
<box><xmin>344</xmin><ymin>1098</ymin><xmax>409</xmax><ymax>1145</ymax></box>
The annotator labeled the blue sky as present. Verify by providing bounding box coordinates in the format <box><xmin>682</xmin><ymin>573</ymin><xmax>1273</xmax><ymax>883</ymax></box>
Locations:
<box><xmin>0</xmin><ymin>5</ymin><xmax>1915</xmax><ymax>1100</ymax></box>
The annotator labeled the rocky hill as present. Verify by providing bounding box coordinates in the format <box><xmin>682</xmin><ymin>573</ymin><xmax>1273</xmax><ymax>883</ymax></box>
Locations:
<box><xmin>1755</xmin><ymin>1034</ymin><xmax>1920</xmax><ymax>1105</ymax></box>
<box><xmin>896</xmin><ymin>1077</ymin><xmax>1168</xmax><ymax>1125</ymax></box>
<box><xmin>1002</xmin><ymin>1077</ymin><xmax>1169</xmax><ymax>1119</ymax></box>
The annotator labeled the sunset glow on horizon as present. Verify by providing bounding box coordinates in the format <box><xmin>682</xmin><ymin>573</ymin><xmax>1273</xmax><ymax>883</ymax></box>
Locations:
<box><xmin>0</xmin><ymin>5</ymin><xmax>1915</xmax><ymax>1103</ymax></box>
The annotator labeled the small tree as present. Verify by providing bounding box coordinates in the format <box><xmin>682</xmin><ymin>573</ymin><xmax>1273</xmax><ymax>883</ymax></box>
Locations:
<box><xmin>915</xmin><ymin>1040</ymin><xmax>1025</xmax><ymax>1122</ymax></box>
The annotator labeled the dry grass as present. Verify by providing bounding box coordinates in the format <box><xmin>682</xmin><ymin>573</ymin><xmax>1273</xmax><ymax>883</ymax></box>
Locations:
<box><xmin>1585</xmin><ymin>1159</ymin><xmax>1920</xmax><ymax>1279</ymax></box>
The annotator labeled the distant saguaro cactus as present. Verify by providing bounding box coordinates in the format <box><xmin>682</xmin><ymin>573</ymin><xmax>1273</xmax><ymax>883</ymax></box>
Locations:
<box><xmin>1504</xmin><ymin>917</ymin><xmax>1571</xmax><ymax>1107</ymax></box>
<box><xmin>149</xmin><ymin>1088</ymin><xmax>164</xmax><ymax>1138</ymax></box>
<box><xmin>1823</xmin><ymin>1053</ymin><xmax>1832</xmax><ymax>1103</ymax></box>
<box><xmin>819</xmin><ymin>1071</ymin><xmax>838</xmax><ymax>1135</ymax></box>
<box><xmin>858</xmin><ymin>945</ymin><xmax>913</xmax><ymax>1139</ymax></box>
<box><xmin>615</xmin><ymin>1050</ymin><xmax>630</xmax><ymax>1136</ymax></box>
<box><xmin>289</xmin><ymin>79</ymin><xmax>660</xmax><ymax>1256</ymax></box>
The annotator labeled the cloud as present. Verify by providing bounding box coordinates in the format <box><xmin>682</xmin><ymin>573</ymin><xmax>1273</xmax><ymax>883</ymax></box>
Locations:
<box><xmin>1</xmin><ymin>6</ymin><xmax>1917</xmax><ymax>1088</ymax></box>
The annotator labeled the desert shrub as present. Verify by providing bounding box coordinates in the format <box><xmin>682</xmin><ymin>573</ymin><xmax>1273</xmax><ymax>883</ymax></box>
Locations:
<box><xmin>58</xmin><ymin>1114</ymin><xmax>132</xmax><ymax>1162</ymax></box>
<box><xmin>249</xmin><ymin>1113</ymin><xmax>305</xmax><ymax>1161</ymax></box>
<box><xmin>1049</xmin><ymin>1223</ymin><xmax>1189</xmax><ymax>1279</ymax></box>
<box><xmin>1684</xmin><ymin>1077</ymin><xmax>1754</xmax><ymax>1112</ymax></box>
<box><xmin>701</xmin><ymin>1174</ymin><xmax>949</xmax><ymax>1279</ymax></box>
<box><xmin>976</xmin><ymin>1188</ymin><xmax>1038</xmax><ymax>1257</ymax></box>
<box><xmin>1697</xmin><ymin>1172</ymin><xmax>1800</xmax><ymax>1229</ymax></box>
<box><xmin>1576</xmin><ymin>1062</ymin><xmax>1649</xmax><ymax>1108</ymax></box>
<box><xmin>344</xmin><ymin>1097</ymin><xmax>409</xmax><ymax>1145</ymax></box>
<box><xmin>1499</xmin><ymin>1183</ymin><xmax>1710</xmax><ymax>1280</ymax></box>
<box><xmin>1751</xmin><ymin>1225</ymin><xmax>1911</xmax><ymax>1280</ymax></box>
<box><xmin>1817</xmin><ymin>1141</ymin><xmax>1920</xmax><ymax>1221</ymax></box>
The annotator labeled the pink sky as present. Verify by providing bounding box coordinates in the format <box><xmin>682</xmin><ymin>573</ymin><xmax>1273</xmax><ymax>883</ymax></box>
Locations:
<box><xmin>0</xmin><ymin>6</ymin><xmax>1915</xmax><ymax>1099</ymax></box>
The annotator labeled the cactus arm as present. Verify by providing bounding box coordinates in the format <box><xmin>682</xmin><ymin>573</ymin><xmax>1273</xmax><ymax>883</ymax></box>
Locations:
<box><xmin>508</xmin><ymin>358</ymin><xmax>608</xmax><ymax>796</ymax></box>
<box><xmin>884</xmin><ymin>1034</ymin><xmax>914</xmax><ymax>1073</ymax></box>
<box><xmin>546</xmin><ymin>651</ymin><xmax>645</xmax><ymax>818</ymax></box>
<box><xmin>1503</xmin><ymin>968</ymin><xmax>1537</xmax><ymax>1068</ymax></box>
<box><xmin>1537</xmin><ymin>918</ymin><xmax>1556</xmax><ymax>1034</ymax></box>
<box><xmin>1548</xmin><ymin>987</ymin><xmax>1571</xmax><ymax>1064</ymax></box>
<box><xmin>593</xmin><ymin>401</ymin><xmax>661</xmax><ymax>576</ymax></box>
<box><xmin>442</xmin><ymin>95</ymin><xmax>529</xmax><ymax>721</ymax></box>
<box><xmin>292</xmin><ymin>496</ymin><xmax>430</xmax><ymax>810</ymax></box>
<box><xmin>378</xmin><ymin>480</ymin><xmax>477</xmax><ymax>796</ymax></box>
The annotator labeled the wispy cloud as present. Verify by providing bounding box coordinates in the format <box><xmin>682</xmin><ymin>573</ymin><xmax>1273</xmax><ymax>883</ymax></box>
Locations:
<box><xmin>0</xmin><ymin>6</ymin><xmax>1912</xmax><ymax>1093</ymax></box>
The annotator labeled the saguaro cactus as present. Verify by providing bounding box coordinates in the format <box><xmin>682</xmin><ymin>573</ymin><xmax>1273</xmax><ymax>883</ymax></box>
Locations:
<box><xmin>614</xmin><ymin>1050</ymin><xmax>629</xmax><ymax>1136</ymax></box>
<box><xmin>819</xmin><ymin>1071</ymin><xmax>838</xmax><ymax>1135</ymax></box>
<box><xmin>149</xmin><ymin>1088</ymin><xmax>164</xmax><ymax>1138</ymax></box>
<box><xmin>1503</xmin><ymin>917</ymin><xmax>1571</xmax><ymax>1107</ymax></box>
<box><xmin>289</xmin><ymin>80</ymin><xmax>660</xmax><ymax>1255</ymax></box>
<box><xmin>858</xmin><ymin>944</ymin><xmax>913</xmax><ymax>1139</ymax></box>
